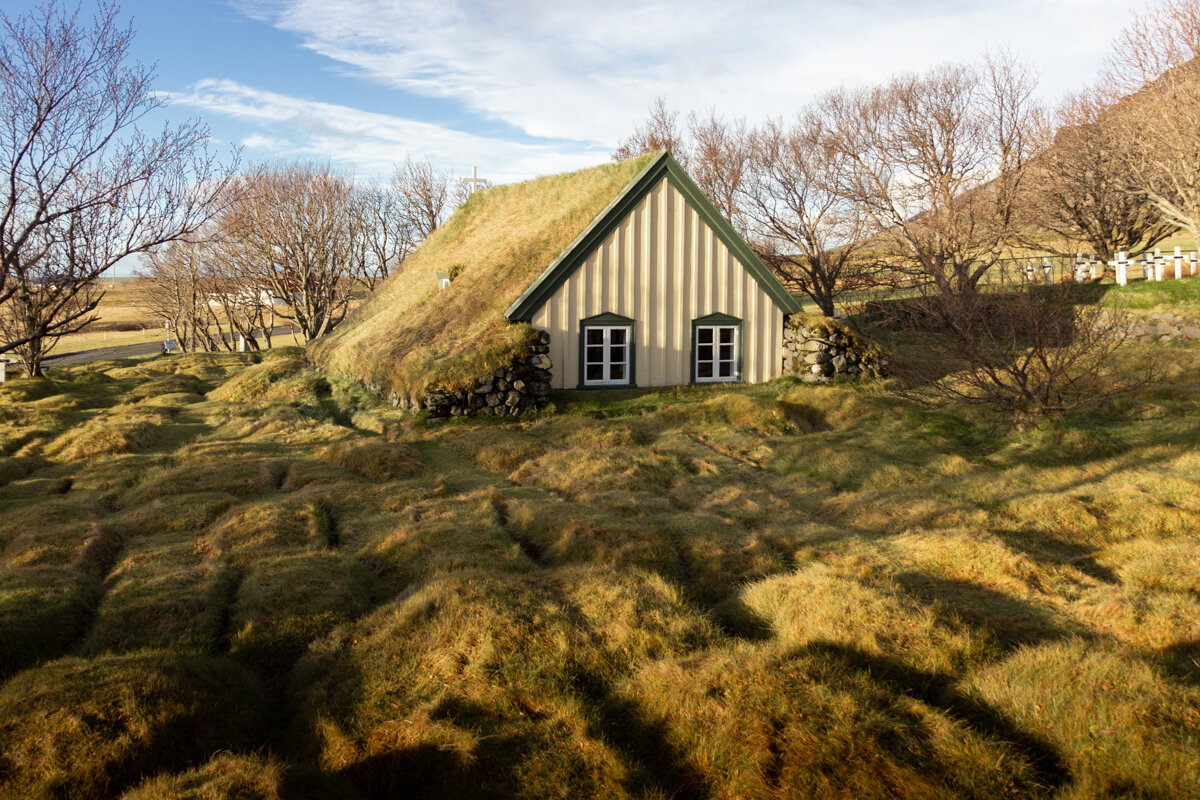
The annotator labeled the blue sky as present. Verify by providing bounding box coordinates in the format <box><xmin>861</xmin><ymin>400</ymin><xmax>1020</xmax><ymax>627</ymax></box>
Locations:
<box><xmin>8</xmin><ymin>0</ymin><xmax>1147</xmax><ymax>185</ymax></box>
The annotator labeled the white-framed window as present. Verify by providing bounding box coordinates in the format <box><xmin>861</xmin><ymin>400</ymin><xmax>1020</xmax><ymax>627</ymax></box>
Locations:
<box><xmin>583</xmin><ymin>325</ymin><xmax>631</xmax><ymax>386</ymax></box>
<box><xmin>694</xmin><ymin>324</ymin><xmax>739</xmax><ymax>382</ymax></box>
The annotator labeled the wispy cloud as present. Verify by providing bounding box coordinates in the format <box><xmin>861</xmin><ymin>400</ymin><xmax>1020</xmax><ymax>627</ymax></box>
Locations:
<box><xmin>237</xmin><ymin>0</ymin><xmax>1141</xmax><ymax>146</ymax></box>
<box><xmin>165</xmin><ymin>78</ymin><xmax>603</xmax><ymax>181</ymax></box>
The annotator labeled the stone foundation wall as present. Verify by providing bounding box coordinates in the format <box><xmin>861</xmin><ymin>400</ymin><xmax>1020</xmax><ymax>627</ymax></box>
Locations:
<box><xmin>782</xmin><ymin>320</ymin><xmax>889</xmax><ymax>384</ymax></box>
<box><xmin>1130</xmin><ymin>312</ymin><xmax>1200</xmax><ymax>343</ymax></box>
<box><xmin>391</xmin><ymin>330</ymin><xmax>553</xmax><ymax>418</ymax></box>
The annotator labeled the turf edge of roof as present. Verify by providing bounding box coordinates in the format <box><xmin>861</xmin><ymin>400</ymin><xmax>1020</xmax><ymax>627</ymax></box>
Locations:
<box><xmin>503</xmin><ymin>150</ymin><xmax>802</xmax><ymax>322</ymax></box>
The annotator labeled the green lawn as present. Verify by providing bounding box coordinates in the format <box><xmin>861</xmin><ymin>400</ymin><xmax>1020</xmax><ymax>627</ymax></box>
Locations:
<box><xmin>0</xmin><ymin>346</ymin><xmax>1198</xmax><ymax>798</ymax></box>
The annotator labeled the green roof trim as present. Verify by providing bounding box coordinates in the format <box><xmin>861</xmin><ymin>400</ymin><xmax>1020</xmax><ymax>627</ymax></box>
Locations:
<box><xmin>504</xmin><ymin>151</ymin><xmax>801</xmax><ymax>321</ymax></box>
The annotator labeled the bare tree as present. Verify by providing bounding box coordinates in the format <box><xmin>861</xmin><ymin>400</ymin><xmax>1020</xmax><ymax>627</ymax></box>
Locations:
<box><xmin>685</xmin><ymin>109</ymin><xmax>749</xmax><ymax>223</ymax></box>
<box><xmin>1104</xmin><ymin>0</ymin><xmax>1200</xmax><ymax>250</ymax></box>
<box><xmin>391</xmin><ymin>157</ymin><xmax>454</xmax><ymax>249</ymax></box>
<box><xmin>741</xmin><ymin>116</ymin><xmax>879</xmax><ymax>316</ymax></box>
<box><xmin>0</xmin><ymin>1</ymin><xmax>232</xmax><ymax>375</ymax></box>
<box><xmin>612</xmin><ymin>97</ymin><xmax>686</xmax><ymax>162</ymax></box>
<box><xmin>352</xmin><ymin>182</ymin><xmax>410</xmax><ymax>293</ymax></box>
<box><xmin>137</xmin><ymin>240</ymin><xmax>217</xmax><ymax>353</ymax></box>
<box><xmin>612</xmin><ymin>100</ymin><xmax>752</xmax><ymax>226</ymax></box>
<box><xmin>140</xmin><ymin>226</ymin><xmax>278</xmax><ymax>353</ymax></box>
<box><xmin>821</xmin><ymin>54</ymin><xmax>1041</xmax><ymax>298</ymax></box>
<box><xmin>1029</xmin><ymin>89</ymin><xmax>1174</xmax><ymax>262</ymax></box>
<box><xmin>217</xmin><ymin>163</ymin><xmax>358</xmax><ymax>343</ymax></box>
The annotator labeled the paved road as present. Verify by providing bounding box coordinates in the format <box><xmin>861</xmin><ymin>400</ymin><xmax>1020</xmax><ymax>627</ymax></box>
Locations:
<box><xmin>43</xmin><ymin>326</ymin><xmax>302</xmax><ymax>366</ymax></box>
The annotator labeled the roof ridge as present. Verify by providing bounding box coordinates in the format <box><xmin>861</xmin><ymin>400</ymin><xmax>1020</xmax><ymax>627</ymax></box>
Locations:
<box><xmin>505</xmin><ymin>150</ymin><xmax>799</xmax><ymax>321</ymax></box>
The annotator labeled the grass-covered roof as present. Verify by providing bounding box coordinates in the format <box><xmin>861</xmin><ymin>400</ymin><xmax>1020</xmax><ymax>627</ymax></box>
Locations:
<box><xmin>309</xmin><ymin>152</ymin><xmax>660</xmax><ymax>402</ymax></box>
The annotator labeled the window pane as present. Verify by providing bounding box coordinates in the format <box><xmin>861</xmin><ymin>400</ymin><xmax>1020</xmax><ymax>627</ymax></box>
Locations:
<box><xmin>610</xmin><ymin>328</ymin><xmax>627</xmax><ymax>345</ymax></box>
<box><xmin>698</xmin><ymin>362</ymin><xmax>713</xmax><ymax>378</ymax></box>
<box><xmin>698</xmin><ymin>328</ymin><xmax>713</xmax><ymax>344</ymax></box>
<box><xmin>587</xmin><ymin>329</ymin><xmax>604</xmax><ymax>345</ymax></box>
<box><xmin>609</xmin><ymin>344</ymin><xmax>625</xmax><ymax>364</ymax></box>
<box><xmin>611</xmin><ymin>363</ymin><xmax>625</xmax><ymax>381</ymax></box>
<box><xmin>586</xmin><ymin>364</ymin><xmax>603</xmax><ymax>381</ymax></box>
<box><xmin>719</xmin><ymin>328</ymin><xmax>735</xmax><ymax>344</ymax></box>
<box><xmin>718</xmin><ymin>362</ymin><xmax>732</xmax><ymax>378</ymax></box>
<box><xmin>719</xmin><ymin>344</ymin><xmax>733</xmax><ymax>361</ymax></box>
<box><xmin>586</xmin><ymin>345</ymin><xmax>604</xmax><ymax>364</ymax></box>
<box><xmin>698</xmin><ymin>344</ymin><xmax>713</xmax><ymax>362</ymax></box>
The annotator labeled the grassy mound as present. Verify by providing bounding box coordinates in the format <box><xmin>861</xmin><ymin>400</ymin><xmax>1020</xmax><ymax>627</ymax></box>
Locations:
<box><xmin>308</xmin><ymin>153</ymin><xmax>658</xmax><ymax>402</ymax></box>
<box><xmin>0</xmin><ymin>347</ymin><xmax>1197</xmax><ymax>798</ymax></box>
<box><xmin>0</xmin><ymin>652</ymin><xmax>268</xmax><ymax>799</ymax></box>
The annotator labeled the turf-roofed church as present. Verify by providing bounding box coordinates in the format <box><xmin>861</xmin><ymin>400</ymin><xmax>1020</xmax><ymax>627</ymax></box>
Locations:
<box><xmin>310</xmin><ymin>151</ymin><xmax>801</xmax><ymax>416</ymax></box>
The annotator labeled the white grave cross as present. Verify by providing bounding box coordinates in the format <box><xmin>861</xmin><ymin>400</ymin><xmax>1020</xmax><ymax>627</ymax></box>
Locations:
<box><xmin>461</xmin><ymin>165</ymin><xmax>489</xmax><ymax>195</ymax></box>
<box><xmin>1111</xmin><ymin>251</ymin><xmax>1129</xmax><ymax>286</ymax></box>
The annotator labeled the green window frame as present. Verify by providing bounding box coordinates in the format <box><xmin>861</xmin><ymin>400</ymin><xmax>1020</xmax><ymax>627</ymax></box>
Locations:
<box><xmin>578</xmin><ymin>312</ymin><xmax>636</xmax><ymax>388</ymax></box>
<box><xmin>691</xmin><ymin>313</ymin><xmax>742</xmax><ymax>384</ymax></box>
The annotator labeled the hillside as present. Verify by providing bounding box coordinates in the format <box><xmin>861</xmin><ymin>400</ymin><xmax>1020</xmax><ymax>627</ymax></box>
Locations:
<box><xmin>0</xmin><ymin>345</ymin><xmax>1198</xmax><ymax>798</ymax></box>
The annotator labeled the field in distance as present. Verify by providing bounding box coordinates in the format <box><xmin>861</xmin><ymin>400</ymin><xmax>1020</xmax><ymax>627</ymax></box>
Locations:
<box><xmin>0</xmin><ymin>347</ymin><xmax>1198</xmax><ymax>798</ymax></box>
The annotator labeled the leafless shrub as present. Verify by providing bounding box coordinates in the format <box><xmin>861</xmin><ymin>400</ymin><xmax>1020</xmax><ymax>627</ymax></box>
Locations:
<box><xmin>876</xmin><ymin>285</ymin><xmax>1156</xmax><ymax>424</ymax></box>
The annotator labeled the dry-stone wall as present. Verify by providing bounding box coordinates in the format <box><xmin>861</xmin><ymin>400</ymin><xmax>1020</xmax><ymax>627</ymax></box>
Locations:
<box><xmin>1130</xmin><ymin>312</ymin><xmax>1200</xmax><ymax>343</ymax></box>
<box><xmin>413</xmin><ymin>331</ymin><xmax>553</xmax><ymax>418</ymax></box>
<box><xmin>782</xmin><ymin>319</ymin><xmax>889</xmax><ymax>384</ymax></box>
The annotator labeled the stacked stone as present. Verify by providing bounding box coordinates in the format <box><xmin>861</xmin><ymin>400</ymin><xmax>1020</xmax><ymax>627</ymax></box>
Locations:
<box><xmin>1129</xmin><ymin>312</ymin><xmax>1200</xmax><ymax>343</ymax></box>
<box><xmin>422</xmin><ymin>331</ymin><xmax>553</xmax><ymax>418</ymax></box>
<box><xmin>782</xmin><ymin>321</ymin><xmax>889</xmax><ymax>384</ymax></box>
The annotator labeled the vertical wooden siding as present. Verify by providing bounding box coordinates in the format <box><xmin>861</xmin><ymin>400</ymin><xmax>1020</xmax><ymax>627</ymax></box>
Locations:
<box><xmin>531</xmin><ymin>176</ymin><xmax>785</xmax><ymax>389</ymax></box>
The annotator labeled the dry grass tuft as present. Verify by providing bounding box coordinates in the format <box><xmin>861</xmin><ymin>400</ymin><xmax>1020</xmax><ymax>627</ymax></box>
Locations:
<box><xmin>318</xmin><ymin>439</ymin><xmax>423</xmax><ymax>481</ymax></box>
<box><xmin>45</xmin><ymin>408</ymin><xmax>173</xmax><ymax>461</ymax></box>
<box><xmin>120</xmin><ymin>753</ymin><xmax>289</xmax><ymax>800</ymax></box>
<box><xmin>206</xmin><ymin>350</ymin><xmax>306</xmax><ymax>403</ymax></box>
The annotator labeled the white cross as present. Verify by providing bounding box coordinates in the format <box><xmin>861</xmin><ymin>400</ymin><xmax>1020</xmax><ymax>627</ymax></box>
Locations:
<box><xmin>461</xmin><ymin>165</ymin><xmax>489</xmax><ymax>194</ymax></box>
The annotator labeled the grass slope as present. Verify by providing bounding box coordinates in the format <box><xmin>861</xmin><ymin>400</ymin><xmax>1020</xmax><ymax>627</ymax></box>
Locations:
<box><xmin>0</xmin><ymin>346</ymin><xmax>1198</xmax><ymax>798</ymax></box>
<box><xmin>309</xmin><ymin>153</ymin><xmax>658</xmax><ymax>403</ymax></box>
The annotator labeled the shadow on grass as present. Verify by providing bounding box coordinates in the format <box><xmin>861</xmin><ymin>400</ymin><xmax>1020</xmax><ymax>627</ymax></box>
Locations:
<box><xmin>340</xmin><ymin>732</ymin><xmax>538</xmax><ymax>800</ymax></box>
<box><xmin>989</xmin><ymin>527</ymin><xmax>1120</xmax><ymax>585</ymax></box>
<box><xmin>569</xmin><ymin>665</ymin><xmax>712</xmax><ymax>800</ymax></box>
<box><xmin>894</xmin><ymin>572</ymin><xmax>1092</xmax><ymax>653</ymax></box>
<box><xmin>1157</xmin><ymin>639</ymin><xmax>1200</xmax><ymax>688</ymax></box>
<box><xmin>802</xmin><ymin>640</ymin><xmax>1071</xmax><ymax>793</ymax></box>
<box><xmin>709</xmin><ymin>595</ymin><xmax>775</xmax><ymax>641</ymax></box>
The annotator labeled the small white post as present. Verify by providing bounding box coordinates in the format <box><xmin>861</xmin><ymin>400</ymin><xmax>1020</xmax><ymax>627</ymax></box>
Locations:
<box><xmin>1155</xmin><ymin>253</ymin><xmax>1165</xmax><ymax>281</ymax></box>
<box><xmin>1089</xmin><ymin>255</ymin><xmax>1099</xmax><ymax>280</ymax></box>
<box><xmin>1042</xmin><ymin>257</ymin><xmax>1053</xmax><ymax>285</ymax></box>
<box><xmin>1115</xmin><ymin>251</ymin><xmax>1128</xmax><ymax>286</ymax></box>
<box><xmin>1175</xmin><ymin>246</ymin><xmax>1183</xmax><ymax>280</ymax></box>
<box><xmin>237</xmin><ymin>333</ymin><xmax>246</xmax><ymax>353</ymax></box>
<box><xmin>1192</xmin><ymin>252</ymin><xmax>1198</xmax><ymax>277</ymax></box>
<box><xmin>0</xmin><ymin>360</ymin><xmax>6</xmax><ymax>384</ymax></box>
